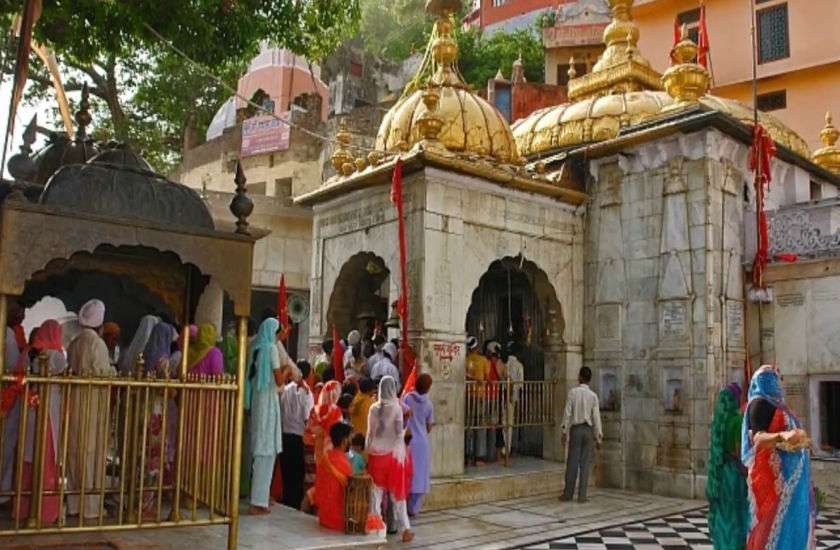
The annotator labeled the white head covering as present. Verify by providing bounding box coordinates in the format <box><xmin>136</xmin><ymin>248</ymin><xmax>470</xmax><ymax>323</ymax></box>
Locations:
<box><xmin>118</xmin><ymin>315</ymin><xmax>160</xmax><ymax>375</ymax></box>
<box><xmin>78</xmin><ymin>299</ymin><xmax>105</xmax><ymax>329</ymax></box>
<box><xmin>347</xmin><ymin>330</ymin><xmax>362</xmax><ymax>346</ymax></box>
<box><xmin>366</xmin><ymin>375</ymin><xmax>406</xmax><ymax>462</ymax></box>
<box><xmin>383</xmin><ymin>342</ymin><xmax>398</xmax><ymax>361</ymax></box>
<box><xmin>466</xmin><ymin>336</ymin><xmax>478</xmax><ymax>351</ymax></box>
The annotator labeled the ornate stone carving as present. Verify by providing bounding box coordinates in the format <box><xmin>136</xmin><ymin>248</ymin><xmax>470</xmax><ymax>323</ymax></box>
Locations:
<box><xmin>768</xmin><ymin>206</ymin><xmax>840</xmax><ymax>259</ymax></box>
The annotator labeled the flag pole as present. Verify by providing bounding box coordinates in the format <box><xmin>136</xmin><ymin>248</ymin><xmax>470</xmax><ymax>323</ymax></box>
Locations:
<box><xmin>700</xmin><ymin>0</ymin><xmax>715</xmax><ymax>88</ymax></box>
<box><xmin>749</xmin><ymin>0</ymin><xmax>758</xmax><ymax>126</ymax></box>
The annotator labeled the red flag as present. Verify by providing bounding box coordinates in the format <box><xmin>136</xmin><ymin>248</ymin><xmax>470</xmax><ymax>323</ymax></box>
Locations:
<box><xmin>400</xmin><ymin>365</ymin><xmax>417</xmax><ymax>399</ymax></box>
<box><xmin>391</xmin><ymin>158</ymin><xmax>415</xmax><ymax>381</ymax></box>
<box><xmin>331</xmin><ymin>325</ymin><xmax>344</xmax><ymax>382</ymax></box>
<box><xmin>750</xmin><ymin>124</ymin><xmax>776</xmax><ymax>288</ymax></box>
<box><xmin>698</xmin><ymin>3</ymin><xmax>710</xmax><ymax>69</ymax></box>
<box><xmin>277</xmin><ymin>274</ymin><xmax>291</xmax><ymax>342</ymax></box>
<box><xmin>4</xmin><ymin>0</ymin><xmax>43</xmax><ymax>153</ymax></box>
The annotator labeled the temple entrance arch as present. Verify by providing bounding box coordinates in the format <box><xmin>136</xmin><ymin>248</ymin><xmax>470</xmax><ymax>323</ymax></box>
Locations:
<box><xmin>326</xmin><ymin>252</ymin><xmax>391</xmax><ymax>338</ymax></box>
<box><xmin>465</xmin><ymin>256</ymin><xmax>565</xmax><ymax>458</ymax></box>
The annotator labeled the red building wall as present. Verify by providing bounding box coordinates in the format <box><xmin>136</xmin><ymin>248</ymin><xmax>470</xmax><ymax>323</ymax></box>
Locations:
<box><xmin>511</xmin><ymin>82</ymin><xmax>567</xmax><ymax>123</ymax></box>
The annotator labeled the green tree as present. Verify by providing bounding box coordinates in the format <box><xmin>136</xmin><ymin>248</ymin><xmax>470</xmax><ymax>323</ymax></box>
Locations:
<box><xmin>1</xmin><ymin>0</ymin><xmax>361</xmax><ymax>172</ymax></box>
<box><xmin>359</xmin><ymin>0</ymin><xmax>428</xmax><ymax>62</ymax></box>
<box><xmin>456</xmin><ymin>27</ymin><xmax>544</xmax><ymax>90</ymax></box>
<box><xmin>356</xmin><ymin>1</ymin><xmax>544</xmax><ymax>91</ymax></box>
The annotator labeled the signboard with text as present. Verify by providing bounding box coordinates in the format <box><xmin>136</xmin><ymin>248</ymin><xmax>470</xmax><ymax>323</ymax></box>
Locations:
<box><xmin>543</xmin><ymin>23</ymin><xmax>607</xmax><ymax>48</ymax></box>
<box><xmin>241</xmin><ymin>113</ymin><xmax>291</xmax><ymax>157</ymax></box>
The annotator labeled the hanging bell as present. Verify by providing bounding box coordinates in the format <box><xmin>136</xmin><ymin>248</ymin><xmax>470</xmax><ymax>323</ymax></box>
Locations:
<box><xmin>385</xmin><ymin>300</ymin><xmax>401</xmax><ymax>329</ymax></box>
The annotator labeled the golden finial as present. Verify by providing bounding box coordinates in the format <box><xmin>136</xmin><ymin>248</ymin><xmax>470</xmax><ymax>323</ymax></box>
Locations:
<box><xmin>567</xmin><ymin>56</ymin><xmax>577</xmax><ymax>80</ymax></box>
<box><xmin>417</xmin><ymin>88</ymin><xmax>444</xmax><ymax>141</ymax></box>
<box><xmin>821</xmin><ymin>111</ymin><xmax>839</xmax><ymax>147</ymax></box>
<box><xmin>813</xmin><ymin>111</ymin><xmax>840</xmax><ymax>174</ymax></box>
<box><xmin>661</xmin><ymin>26</ymin><xmax>709</xmax><ymax>104</ymax></box>
<box><xmin>331</xmin><ymin>118</ymin><xmax>355</xmax><ymax>174</ymax></box>
<box><xmin>367</xmin><ymin>150</ymin><xmax>384</xmax><ymax>166</ymax></box>
<box><xmin>568</xmin><ymin>0</ymin><xmax>661</xmax><ymax>100</ymax></box>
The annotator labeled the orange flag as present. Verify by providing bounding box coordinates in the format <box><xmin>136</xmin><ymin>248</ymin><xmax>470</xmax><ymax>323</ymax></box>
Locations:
<box><xmin>698</xmin><ymin>3</ymin><xmax>710</xmax><ymax>69</ymax></box>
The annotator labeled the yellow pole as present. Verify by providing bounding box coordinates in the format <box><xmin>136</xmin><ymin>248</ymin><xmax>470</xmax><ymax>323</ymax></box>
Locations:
<box><xmin>27</xmin><ymin>352</ymin><xmax>50</xmax><ymax>528</ymax></box>
<box><xmin>227</xmin><ymin>316</ymin><xmax>247</xmax><ymax>550</ymax></box>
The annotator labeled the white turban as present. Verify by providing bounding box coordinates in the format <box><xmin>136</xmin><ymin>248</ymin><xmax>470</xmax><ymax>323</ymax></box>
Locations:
<box><xmin>347</xmin><ymin>330</ymin><xmax>362</xmax><ymax>346</ymax></box>
<box><xmin>383</xmin><ymin>342</ymin><xmax>397</xmax><ymax>360</ymax></box>
<box><xmin>78</xmin><ymin>299</ymin><xmax>105</xmax><ymax>328</ymax></box>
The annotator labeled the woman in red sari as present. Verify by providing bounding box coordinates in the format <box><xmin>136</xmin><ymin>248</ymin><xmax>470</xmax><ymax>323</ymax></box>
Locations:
<box><xmin>304</xmin><ymin>380</ymin><xmax>342</xmax><ymax>510</ymax></box>
<box><xmin>315</xmin><ymin>422</ymin><xmax>353</xmax><ymax>530</ymax></box>
<box><xmin>13</xmin><ymin>320</ymin><xmax>66</xmax><ymax>525</ymax></box>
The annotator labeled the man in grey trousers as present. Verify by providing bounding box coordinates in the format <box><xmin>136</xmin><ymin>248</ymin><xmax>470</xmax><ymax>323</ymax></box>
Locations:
<box><xmin>560</xmin><ymin>367</ymin><xmax>603</xmax><ymax>502</ymax></box>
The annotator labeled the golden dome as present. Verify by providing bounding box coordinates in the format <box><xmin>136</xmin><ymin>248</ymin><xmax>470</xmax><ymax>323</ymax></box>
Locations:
<box><xmin>374</xmin><ymin>1</ymin><xmax>518</xmax><ymax>164</ymax></box>
<box><xmin>513</xmin><ymin>92</ymin><xmax>810</xmax><ymax>159</ymax></box>
<box><xmin>812</xmin><ymin>111</ymin><xmax>840</xmax><ymax>175</ymax></box>
<box><xmin>513</xmin><ymin>0</ymin><xmax>810</xmax><ymax>161</ymax></box>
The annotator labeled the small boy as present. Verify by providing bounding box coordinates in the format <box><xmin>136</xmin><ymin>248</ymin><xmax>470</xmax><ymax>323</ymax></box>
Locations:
<box><xmin>337</xmin><ymin>393</ymin><xmax>354</xmax><ymax>424</ymax></box>
<box><xmin>347</xmin><ymin>433</ymin><xmax>367</xmax><ymax>475</ymax></box>
<box><xmin>315</xmin><ymin>423</ymin><xmax>353</xmax><ymax>531</ymax></box>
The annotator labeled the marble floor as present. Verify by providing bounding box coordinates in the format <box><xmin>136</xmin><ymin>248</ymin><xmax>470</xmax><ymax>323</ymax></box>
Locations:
<box><xmin>391</xmin><ymin>488</ymin><xmax>704</xmax><ymax>549</ymax></box>
<box><xmin>1</xmin><ymin>503</ymin><xmax>385</xmax><ymax>550</ymax></box>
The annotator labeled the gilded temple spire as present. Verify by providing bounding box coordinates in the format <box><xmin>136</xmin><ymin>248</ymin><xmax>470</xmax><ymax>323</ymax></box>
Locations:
<box><xmin>567</xmin><ymin>0</ymin><xmax>662</xmax><ymax>101</ymax></box>
<box><xmin>813</xmin><ymin>111</ymin><xmax>840</xmax><ymax>175</ymax></box>
<box><xmin>662</xmin><ymin>24</ymin><xmax>710</xmax><ymax>104</ymax></box>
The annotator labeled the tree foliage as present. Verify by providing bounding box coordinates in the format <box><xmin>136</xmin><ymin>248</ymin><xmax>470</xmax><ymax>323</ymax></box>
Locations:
<box><xmin>357</xmin><ymin>1</ymin><xmax>544</xmax><ymax>91</ymax></box>
<box><xmin>359</xmin><ymin>0</ymin><xmax>428</xmax><ymax>62</ymax></box>
<box><xmin>0</xmin><ymin>0</ymin><xmax>360</xmax><ymax>173</ymax></box>
<box><xmin>456</xmin><ymin>27</ymin><xmax>544</xmax><ymax>90</ymax></box>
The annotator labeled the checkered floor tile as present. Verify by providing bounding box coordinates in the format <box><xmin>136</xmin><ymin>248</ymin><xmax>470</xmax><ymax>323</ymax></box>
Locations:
<box><xmin>522</xmin><ymin>507</ymin><xmax>840</xmax><ymax>549</ymax></box>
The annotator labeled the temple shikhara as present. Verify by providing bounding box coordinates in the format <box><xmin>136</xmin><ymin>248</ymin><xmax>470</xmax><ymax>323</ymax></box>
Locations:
<box><xmin>1</xmin><ymin>0</ymin><xmax>839</xmax><ymax>548</ymax></box>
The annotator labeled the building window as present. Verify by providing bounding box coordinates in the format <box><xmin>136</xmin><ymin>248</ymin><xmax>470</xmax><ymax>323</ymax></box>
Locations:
<box><xmin>810</xmin><ymin>181</ymin><xmax>822</xmax><ymax>201</ymax></box>
<box><xmin>819</xmin><ymin>381</ymin><xmax>840</xmax><ymax>451</ymax></box>
<box><xmin>492</xmin><ymin>0</ymin><xmax>511</xmax><ymax>6</ymax></box>
<box><xmin>677</xmin><ymin>8</ymin><xmax>701</xmax><ymax>44</ymax></box>
<box><xmin>756</xmin><ymin>90</ymin><xmax>786</xmax><ymax>112</ymax></box>
<box><xmin>757</xmin><ymin>4</ymin><xmax>789</xmax><ymax>64</ymax></box>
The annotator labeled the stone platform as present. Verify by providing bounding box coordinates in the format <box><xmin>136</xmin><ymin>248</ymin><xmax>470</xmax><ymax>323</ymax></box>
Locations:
<box><xmin>0</xmin><ymin>503</ymin><xmax>384</xmax><ymax>550</ymax></box>
<box><xmin>424</xmin><ymin>457</ymin><xmax>565</xmax><ymax>512</ymax></box>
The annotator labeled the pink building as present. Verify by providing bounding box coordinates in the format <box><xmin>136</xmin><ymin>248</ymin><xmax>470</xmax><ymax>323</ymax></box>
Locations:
<box><xmin>633</xmin><ymin>0</ymin><xmax>840</xmax><ymax>151</ymax></box>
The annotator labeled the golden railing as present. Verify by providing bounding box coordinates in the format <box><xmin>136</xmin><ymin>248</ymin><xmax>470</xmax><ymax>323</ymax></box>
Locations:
<box><xmin>464</xmin><ymin>380</ymin><xmax>559</xmax><ymax>465</ymax></box>
<box><xmin>0</xmin><ymin>318</ymin><xmax>248</xmax><ymax>549</ymax></box>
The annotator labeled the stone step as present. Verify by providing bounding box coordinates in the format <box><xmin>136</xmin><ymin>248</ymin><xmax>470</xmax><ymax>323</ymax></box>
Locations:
<box><xmin>424</xmin><ymin>458</ymin><xmax>565</xmax><ymax>512</ymax></box>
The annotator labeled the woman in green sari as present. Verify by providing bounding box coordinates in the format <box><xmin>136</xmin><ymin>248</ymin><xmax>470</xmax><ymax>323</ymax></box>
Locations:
<box><xmin>706</xmin><ymin>383</ymin><xmax>749</xmax><ymax>550</ymax></box>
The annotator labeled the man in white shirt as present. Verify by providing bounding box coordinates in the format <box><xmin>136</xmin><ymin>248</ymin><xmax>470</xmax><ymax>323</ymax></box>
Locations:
<box><xmin>279</xmin><ymin>361</ymin><xmax>315</xmax><ymax>509</ymax></box>
<box><xmin>342</xmin><ymin>330</ymin><xmax>361</xmax><ymax>371</ymax></box>
<box><xmin>504</xmin><ymin>343</ymin><xmax>525</xmax><ymax>457</ymax></box>
<box><xmin>370</xmin><ymin>342</ymin><xmax>400</xmax><ymax>386</ymax></box>
<box><xmin>560</xmin><ymin>366</ymin><xmax>602</xmax><ymax>503</ymax></box>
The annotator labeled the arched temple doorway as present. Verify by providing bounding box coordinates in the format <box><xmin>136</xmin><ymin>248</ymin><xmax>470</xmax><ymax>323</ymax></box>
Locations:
<box><xmin>326</xmin><ymin>252</ymin><xmax>391</xmax><ymax>338</ymax></box>
<box><xmin>465</xmin><ymin>256</ymin><xmax>564</xmax><ymax>458</ymax></box>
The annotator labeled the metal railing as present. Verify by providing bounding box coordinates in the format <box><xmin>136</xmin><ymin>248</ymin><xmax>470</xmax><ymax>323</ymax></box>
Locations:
<box><xmin>464</xmin><ymin>380</ymin><xmax>559</xmax><ymax>465</ymax></box>
<box><xmin>0</xmin><ymin>317</ymin><xmax>248</xmax><ymax>549</ymax></box>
